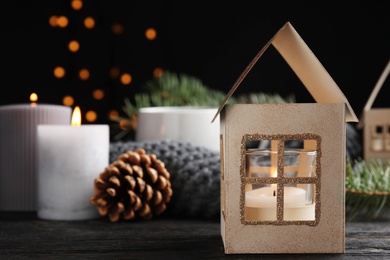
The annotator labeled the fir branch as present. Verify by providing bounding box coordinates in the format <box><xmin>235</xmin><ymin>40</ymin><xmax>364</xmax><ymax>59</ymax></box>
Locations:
<box><xmin>346</xmin><ymin>158</ymin><xmax>390</xmax><ymax>221</ymax></box>
<box><xmin>230</xmin><ymin>92</ymin><xmax>295</xmax><ymax>104</ymax></box>
<box><xmin>110</xmin><ymin>71</ymin><xmax>295</xmax><ymax>141</ymax></box>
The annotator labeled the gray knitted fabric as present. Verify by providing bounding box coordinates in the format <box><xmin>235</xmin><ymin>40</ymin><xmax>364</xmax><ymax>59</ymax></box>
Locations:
<box><xmin>109</xmin><ymin>140</ymin><xmax>221</xmax><ymax>219</ymax></box>
<box><xmin>109</xmin><ymin>124</ymin><xmax>361</xmax><ymax>219</ymax></box>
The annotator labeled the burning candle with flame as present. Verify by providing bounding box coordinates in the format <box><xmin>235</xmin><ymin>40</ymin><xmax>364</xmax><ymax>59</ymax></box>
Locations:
<box><xmin>37</xmin><ymin>106</ymin><xmax>109</xmax><ymax>220</ymax></box>
<box><xmin>71</xmin><ymin>106</ymin><xmax>82</xmax><ymax>126</ymax></box>
<box><xmin>30</xmin><ymin>93</ymin><xmax>38</xmax><ymax>106</ymax></box>
<box><xmin>0</xmin><ymin>95</ymin><xmax>71</xmax><ymax>211</ymax></box>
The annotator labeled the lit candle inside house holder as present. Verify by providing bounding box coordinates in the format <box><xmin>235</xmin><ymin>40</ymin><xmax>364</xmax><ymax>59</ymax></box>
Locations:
<box><xmin>245</xmin><ymin>186</ymin><xmax>315</xmax><ymax>221</ymax></box>
<box><xmin>0</xmin><ymin>94</ymin><xmax>72</xmax><ymax>211</ymax></box>
<box><xmin>245</xmin><ymin>149</ymin><xmax>316</xmax><ymax>221</ymax></box>
<box><xmin>37</xmin><ymin>106</ymin><xmax>109</xmax><ymax>220</ymax></box>
<box><xmin>246</xmin><ymin>186</ymin><xmax>306</xmax><ymax>208</ymax></box>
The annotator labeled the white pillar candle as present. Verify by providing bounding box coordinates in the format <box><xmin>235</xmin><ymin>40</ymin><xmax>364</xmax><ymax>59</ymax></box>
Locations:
<box><xmin>245</xmin><ymin>186</ymin><xmax>315</xmax><ymax>221</ymax></box>
<box><xmin>136</xmin><ymin>107</ymin><xmax>220</xmax><ymax>152</ymax></box>
<box><xmin>0</xmin><ymin>103</ymin><xmax>71</xmax><ymax>211</ymax></box>
<box><xmin>37</xmin><ymin>107</ymin><xmax>109</xmax><ymax>220</ymax></box>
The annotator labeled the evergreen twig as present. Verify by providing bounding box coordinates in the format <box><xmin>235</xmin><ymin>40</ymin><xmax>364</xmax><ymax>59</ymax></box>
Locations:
<box><xmin>346</xmin><ymin>158</ymin><xmax>390</xmax><ymax>221</ymax></box>
<box><xmin>110</xmin><ymin>71</ymin><xmax>295</xmax><ymax>141</ymax></box>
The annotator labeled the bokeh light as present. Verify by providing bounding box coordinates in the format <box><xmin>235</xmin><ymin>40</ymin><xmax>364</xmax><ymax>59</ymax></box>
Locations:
<box><xmin>120</xmin><ymin>73</ymin><xmax>132</xmax><ymax>85</ymax></box>
<box><xmin>145</xmin><ymin>28</ymin><xmax>157</xmax><ymax>40</ymax></box>
<box><xmin>68</xmin><ymin>40</ymin><xmax>80</xmax><ymax>52</ymax></box>
<box><xmin>62</xmin><ymin>95</ymin><xmax>74</xmax><ymax>106</ymax></box>
<box><xmin>153</xmin><ymin>67</ymin><xmax>164</xmax><ymax>77</ymax></box>
<box><xmin>71</xmin><ymin>0</ymin><xmax>83</xmax><ymax>11</ymax></box>
<box><xmin>49</xmin><ymin>16</ymin><xmax>58</xmax><ymax>27</ymax></box>
<box><xmin>111</xmin><ymin>23</ymin><xmax>124</xmax><ymax>35</ymax></box>
<box><xmin>57</xmin><ymin>16</ymin><xmax>69</xmax><ymax>28</ymax></box>
<box><xmin>109</xmin><ymin>67</ymin><xmax>120</xmax><ymax>79</ymax></box>
<box><xmin>84</xmin><ymin>16</ymin><xmax>95</xmax><ymax>29</ymax></box>
<box><xmin>85</xmin><ymin>110</ymin><xmax>97</xmax><ymax>122</ymax></box>
<box><xmin>54</xmin><ymin>66</ymin><xmax>66</xmax><ymax>78</ymax></box>
<box><xmin>79</xmin><ymin>68</ymin><xmax>90</xmax><ymax>80</ymax></box>
<box><xmin>92</xmin><ymin>89</ymin><xmax>105</xmax><ymax>100</ymax></box>
<box><xmin>108</xmin><ymin>110</ymin><xmax>119</xmax><ymax>120</ymax></box>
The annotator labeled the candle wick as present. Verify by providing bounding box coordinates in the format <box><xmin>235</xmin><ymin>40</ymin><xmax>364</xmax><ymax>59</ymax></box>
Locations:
<box><xmin>273</xmin><ymin>190</ymin><xmax>276</xmax><ymax>197</ymax></box>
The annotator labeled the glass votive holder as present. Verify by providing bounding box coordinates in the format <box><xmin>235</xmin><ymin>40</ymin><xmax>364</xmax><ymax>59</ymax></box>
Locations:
<box><xmin>245</xmin><ymin>148</ymin><xmax>317</xmax><ymax>221</ymax></box>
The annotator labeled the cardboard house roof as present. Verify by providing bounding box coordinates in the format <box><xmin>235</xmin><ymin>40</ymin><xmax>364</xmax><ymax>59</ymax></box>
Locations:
<box><xmin>211</xmin><ymin>22</ymin><xmax>358</xmax><ymax>123</ymax></box>
<box><xmin>357</xmin><ymin>59</ymin><xmax>390</xmax><ymax>129</ymax></box>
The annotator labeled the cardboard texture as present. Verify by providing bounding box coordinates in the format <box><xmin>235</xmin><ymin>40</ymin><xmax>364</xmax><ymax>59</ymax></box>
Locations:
<box><xmin>213</xmin><ymin>22</ymin><xmax>358</xmax><ymax>254</ymax></box>
<box><xmin>357</xmin><ymin>60</ymin><xmax>390</xmax><ymax>163</ymax></box>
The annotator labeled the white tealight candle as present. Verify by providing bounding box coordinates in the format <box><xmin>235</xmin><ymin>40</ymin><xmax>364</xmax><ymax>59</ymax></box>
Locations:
<box><xmin>0</xmin><ymin>98</ymin><xmax>71</xmax><ymax>211</ymax></box>
<box><xmin>246</xmin><ymin>186</ymin><xmax>306</xmax><ymax>208</ymax></box>
<box><xmin>37</xmin><ymin>106</ymin><xmax>109</xmax><ymax>220</ymax></box>
<box><xmin>245</xmin><ymin>186</ymin><xmax>315</xmax><ymax>221</ymax></box>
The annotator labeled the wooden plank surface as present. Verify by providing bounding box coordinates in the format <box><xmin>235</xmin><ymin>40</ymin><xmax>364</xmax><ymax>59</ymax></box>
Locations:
<box><xmin>0</xmin><ymin>212</ymin><xmax>389</xmax><ymax>259</ymax></box>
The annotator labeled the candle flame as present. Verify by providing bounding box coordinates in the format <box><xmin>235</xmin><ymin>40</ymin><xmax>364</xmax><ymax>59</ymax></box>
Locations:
<box><xmin>271</xmin><ymin>170</ymin><xmax>277</xmax><ymax>189</ymax></box>
<box><xmin>30</xmin><ymin>93</ymin><xmax>38</xmax><ymax>107</ymax></box>
<box><xmin>71</xmin><ymin>106</ymin><xmax>82</xmax><ymax>126</ymax></box>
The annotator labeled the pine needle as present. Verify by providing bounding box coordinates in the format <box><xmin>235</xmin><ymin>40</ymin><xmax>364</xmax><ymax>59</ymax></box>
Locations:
<box><xmin>346</xmin><ymin>158</ymin><xmax>390</xmax><ymax>221</ymax></box>
<box><xmin>110</xmin><ymin>70</ymin><xmax>295</xmax><ymax>141</ymax></box>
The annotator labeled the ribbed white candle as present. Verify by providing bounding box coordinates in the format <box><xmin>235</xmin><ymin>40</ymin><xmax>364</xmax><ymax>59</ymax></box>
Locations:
<box><xmin>0</xmin><ymin>104</ymin><xmax>71</xmax><ymax>211</ymax></box>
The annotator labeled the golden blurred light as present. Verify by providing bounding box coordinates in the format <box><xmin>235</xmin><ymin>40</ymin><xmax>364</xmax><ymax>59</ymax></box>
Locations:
<box><xmin>119</xmin><ymin>114</ymin><xmax>137</xmax><ymax>130</ymax></box>
<box><xmin>57</xmin><ymin>16</ymin><xmax>69</xmax><ymax>28</ymax></box>
<box><xmin>68</xmin><ymin>40</ymin><xmax>80</xmax><ymax>52</ymax></box>
<box><xmin>79</xmin><ymin>68</ymin><xmax>90</xmax><ymax>80</ymax></box>
<box><xmin>62</xmin><ymin>95</ymin><xmax>74</xmax><ymax>106</ymax></box>
<box><xmin>84</xmin><ymin>16</ymin><xmax>95</xmax><ymax>29</ymax></box>
<box><xmin>71</xmin><ymin>0</ymin><xmax>83</xmax><ymax>10</ymax></box>
<box><xmin>49</xmin><ymin>16</ymin><xmax>58</xmax><ymax>27</ymax></box>
<box><xmin>30</xmin><ymin>93</ymin><xmax>38</xmax><ymax>102</ymax></box>
<box><xmin>92</xmin><ymin>89</ymin><xmax>105</xmax><ymax>100</ymax></box>
<box><xmin>145</xmin><ymin>28</ymin><xmax>157</xmax><ymax>40</ymax></box>
<box><xmin>111</xmin><ymin>23</ymin><xmax>124</xmax><ymax>35</ymax></box>
<box><xmin>108</xmin><ymin>110</ymin><xmax>119</xmax><ymax>120</ymax></box>
<box><xmin>153</xmin><ymin>67</ymin><xmax>164</xmax><ymax>77</ymax></box>
<box><xmin>85</xmin><ymin>110</ymin><xmax>97</xmax><ymax>123</ymax></box>
<box><xmin>54</xmin><ymin>66</ymin><xmax>66</xmax><ymax>78</ymax></box>
<box><xmin>109</xmin><ymin>67</ymin><xmax>120</xmax><ymax>79</ymax></box>
<box><xmin>119</xmin><ymin>119</ymin><xmax>132</xmax><ymax>130</ymax></box>
<box><xmin>120</xmin><ymin>73</ymin><xmax>132</xmax><ymax>85</ymax></box>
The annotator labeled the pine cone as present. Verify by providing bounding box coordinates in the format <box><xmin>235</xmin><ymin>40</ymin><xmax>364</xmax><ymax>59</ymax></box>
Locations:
<box><xmin>90</xmin><ymin>148</ymin><xmax>173</xmax><ymax>222</ymax></box>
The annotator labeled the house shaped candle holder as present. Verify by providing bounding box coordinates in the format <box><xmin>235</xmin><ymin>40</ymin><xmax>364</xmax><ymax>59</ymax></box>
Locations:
<box><xmin>211</xmin><ymin>22</ymin><xmax>358</xmax><ymax>254</ymax></box>
<box><xmin>357</xmin><ymin>60</ymin><xmax>390</xmax><ymax>163</ymax></box>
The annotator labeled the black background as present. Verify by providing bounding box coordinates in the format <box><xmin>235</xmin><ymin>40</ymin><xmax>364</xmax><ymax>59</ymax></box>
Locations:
<box><xmin>1</xmin><ymin>1</ymin><xmax>389</xmax><ymax>130</ymax></box>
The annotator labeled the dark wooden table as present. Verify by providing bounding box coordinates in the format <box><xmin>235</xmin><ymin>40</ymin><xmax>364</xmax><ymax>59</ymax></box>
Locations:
<box><xmin>1</xmin><ymin>212</ymin><xmax>389</xmax><ymax>259</ymax></box>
